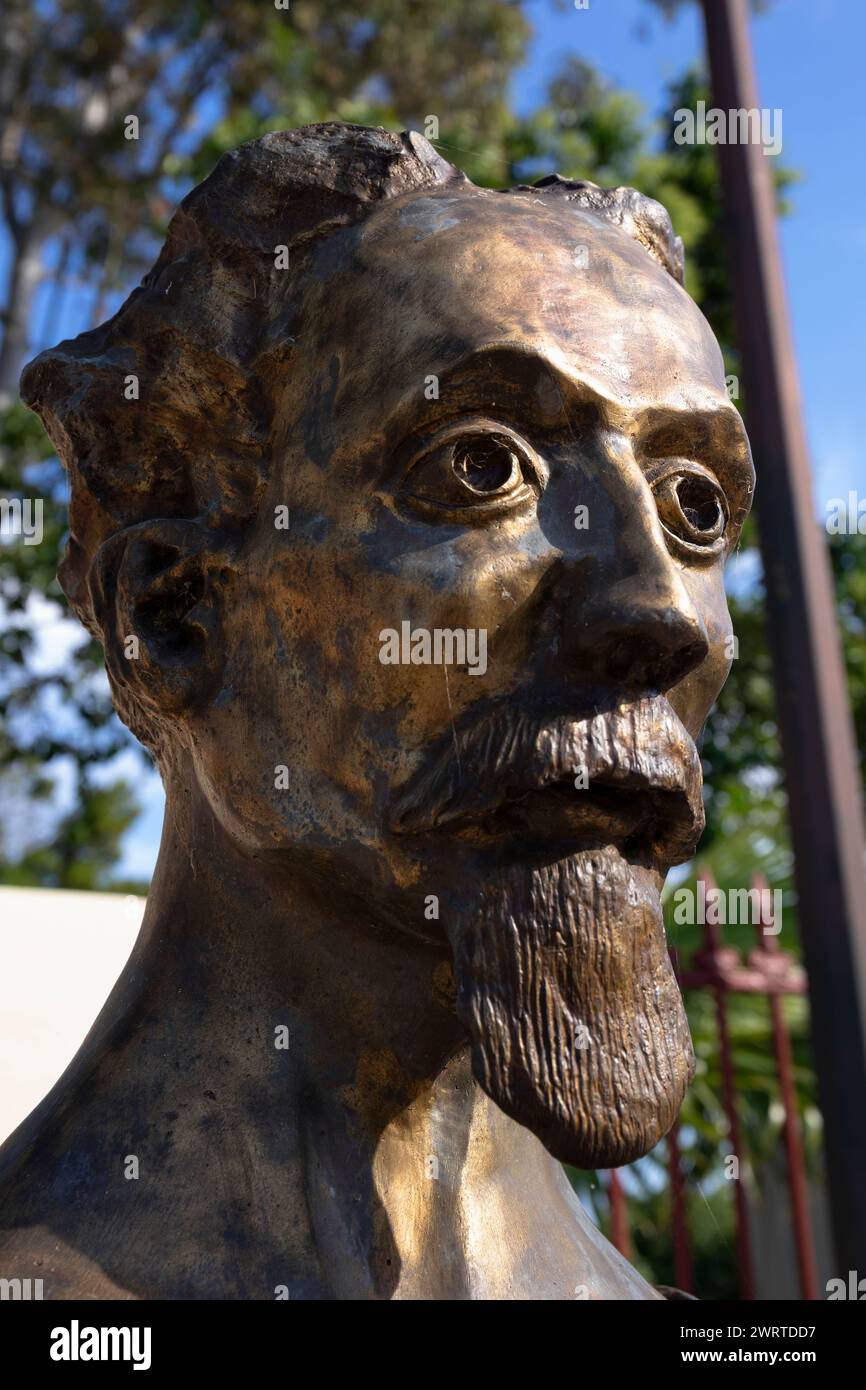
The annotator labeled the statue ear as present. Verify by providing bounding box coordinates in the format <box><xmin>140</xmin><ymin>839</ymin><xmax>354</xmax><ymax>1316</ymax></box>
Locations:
<box><xmin>92</xmin><ymin>518</ymin><xmax>226</xmax><ymax>718</ymax></box>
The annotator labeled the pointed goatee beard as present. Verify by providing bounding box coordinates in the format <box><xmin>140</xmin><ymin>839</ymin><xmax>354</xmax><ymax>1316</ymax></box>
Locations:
<box><xmin>446</xmin><ymin>849</ymin><xmax>694</xmax><ymax>1169</ymax></box>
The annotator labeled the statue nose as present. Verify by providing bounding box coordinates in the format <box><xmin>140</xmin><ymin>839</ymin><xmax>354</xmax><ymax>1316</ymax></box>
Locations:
<box><xmin>547</xmin><ymin>473</ymin><xmax>711</xmax><ymax>692</ymax></box>
<box><xmin>571</xmin><ymin>575</ymin><xmax>710</xmax><ymax>690</ymax></box>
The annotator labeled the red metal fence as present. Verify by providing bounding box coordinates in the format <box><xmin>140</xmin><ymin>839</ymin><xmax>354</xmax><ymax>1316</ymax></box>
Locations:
<box><xmin>605</xmin><ymin>867</ymin><xmax>819</xmax><ymax>1299</ymax></box>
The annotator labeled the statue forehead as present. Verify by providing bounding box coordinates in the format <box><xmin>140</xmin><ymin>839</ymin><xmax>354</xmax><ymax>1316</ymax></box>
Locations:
<box><xmin>296</xmin><ymin>188</ymin><xmax>727</xmax><ymax>422</ymax></box>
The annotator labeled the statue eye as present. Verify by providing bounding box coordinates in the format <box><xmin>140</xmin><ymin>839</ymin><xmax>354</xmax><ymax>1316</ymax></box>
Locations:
<box><xmin>399</xmin><ymin>427</ymin><xmax>538</xmax><ymax>520</ymax></box>
<box><xmin>651</xmin><ymin>465</ymin><xmax>729</xmax><ymax>553</ymax></box>
<box><xmin>452</xmin><ymin>435</ymin><xmax>522</xmax><ymax>494</ymax></box>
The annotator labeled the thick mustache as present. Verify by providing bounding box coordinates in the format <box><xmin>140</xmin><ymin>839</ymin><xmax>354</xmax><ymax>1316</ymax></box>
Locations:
<box><xmin>389</xmin><ymin>694</ymin><xmax>705</xmax><ymax>862</ymax></box>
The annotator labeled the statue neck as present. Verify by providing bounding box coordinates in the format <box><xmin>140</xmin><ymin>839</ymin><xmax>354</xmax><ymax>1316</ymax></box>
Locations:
<box><xmin>8</xmin><ymin>778</ymin><xmax>658</xmax><ymax>1299</ymax></box>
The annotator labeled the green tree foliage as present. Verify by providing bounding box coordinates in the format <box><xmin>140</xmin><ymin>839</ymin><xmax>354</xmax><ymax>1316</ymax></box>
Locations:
<box><xmin>0</xmin><ymin>774</ymin><xmax>140</xmax><ymax>889</ymax></box>
<box><xmin>0</xmin><ymin>0</ymin><xmax>530</xmax><ymax>887</ymax></box>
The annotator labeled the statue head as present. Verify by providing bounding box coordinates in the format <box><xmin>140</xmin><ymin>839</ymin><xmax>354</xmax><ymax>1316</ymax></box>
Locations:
<box><xmin>21</xmin><ymin>124</ymin><xmax>753</xmax><ymax>1172</ymax></box>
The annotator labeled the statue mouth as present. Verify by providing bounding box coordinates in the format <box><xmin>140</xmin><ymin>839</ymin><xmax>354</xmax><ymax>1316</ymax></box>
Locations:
<box><xmin>432</xmin><ymin>770</ymin><xmax>701</xmax><ymax>863</ymax></box>
<box><xmin>389</xmin><ymin>694</ymin><xmax>705</xmax><ymax>866</ymax></box>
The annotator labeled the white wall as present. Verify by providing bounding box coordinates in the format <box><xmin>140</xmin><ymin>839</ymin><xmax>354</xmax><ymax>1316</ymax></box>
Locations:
<box><xmin>0</xmin><ymin>886</ymin><xmax>142</xmax><ymax>1144</ymax></box>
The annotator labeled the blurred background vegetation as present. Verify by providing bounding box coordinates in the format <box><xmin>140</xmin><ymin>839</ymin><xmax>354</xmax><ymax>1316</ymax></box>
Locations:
<box><xmin>1</xmin><ymin>0</ymin><xmax>862</xmax><ymax>1297</ymax></box>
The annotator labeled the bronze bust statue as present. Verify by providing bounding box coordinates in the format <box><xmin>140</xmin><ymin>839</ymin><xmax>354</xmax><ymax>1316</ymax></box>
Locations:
<box><xmin>0</xmin><ymin>124</ymin><xmax>753</xmax><ymax>1299</ymax></box>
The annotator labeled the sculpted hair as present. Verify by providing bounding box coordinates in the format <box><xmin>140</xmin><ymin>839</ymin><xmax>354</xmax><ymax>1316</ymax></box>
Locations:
<box><xmin>20</xmin><ymin>121</ymin><xmax>685</xmax><ymax>755</ymax></box>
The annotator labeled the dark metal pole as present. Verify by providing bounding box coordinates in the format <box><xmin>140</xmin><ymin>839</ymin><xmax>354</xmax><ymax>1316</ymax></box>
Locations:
<box><xmin>701</xmin><ymin>0</ymin><xmax>866</xmax><ymax>1276</ymax></box>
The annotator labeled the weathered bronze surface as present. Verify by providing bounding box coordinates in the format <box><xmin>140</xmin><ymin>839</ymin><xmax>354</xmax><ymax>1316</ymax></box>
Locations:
<box><xmin>0</xmin><ymin>124</ymin><xmax>753</xmax><ymax>1299</ymax></box>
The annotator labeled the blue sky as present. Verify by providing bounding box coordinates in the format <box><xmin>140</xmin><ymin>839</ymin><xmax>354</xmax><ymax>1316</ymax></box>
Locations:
<box><xmin>10</xmin><ymin>0</ymin><xmax>865</xmax><ymax>881</ymax></box>
<box><xmin>516</xmin><ymin>0</ymin><xmax>866</xmax><ymax>509</ymax></box>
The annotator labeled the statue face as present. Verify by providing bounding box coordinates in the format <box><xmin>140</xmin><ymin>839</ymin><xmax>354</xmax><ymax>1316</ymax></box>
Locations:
<box><xmin>183</xmin><ymin>188</ymin><xmax>753</xmax><ymax>1167</ymax></box>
